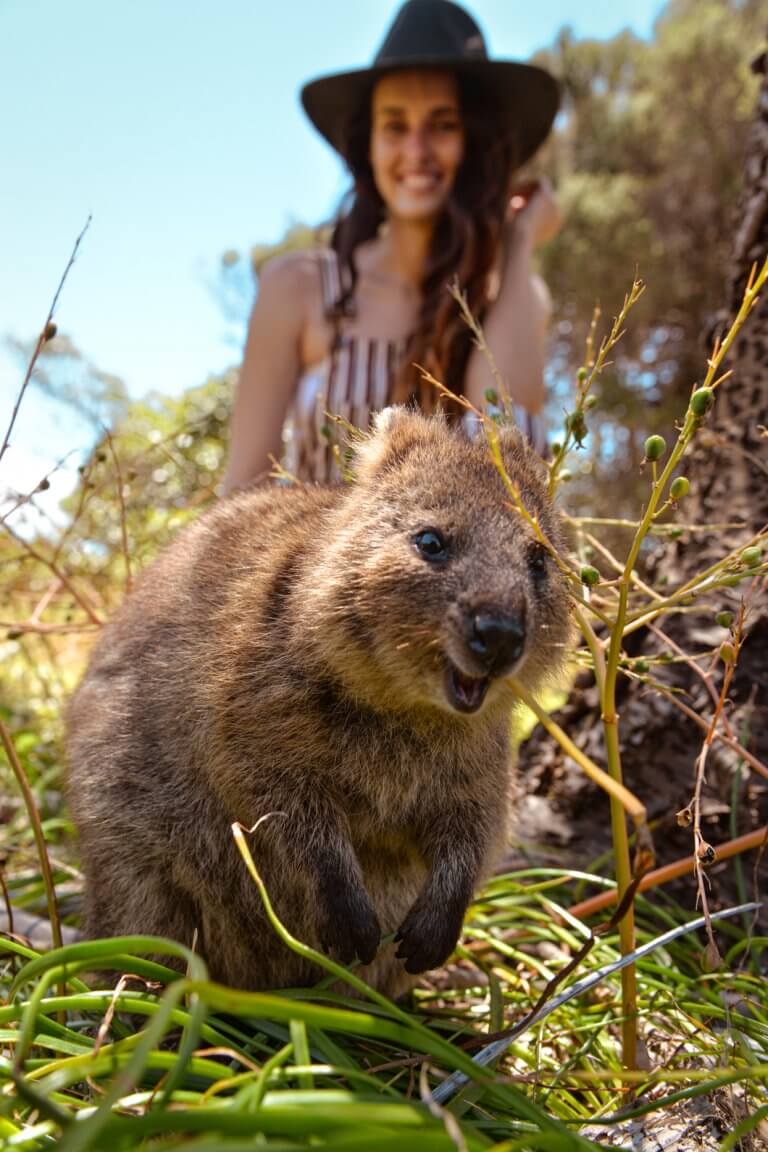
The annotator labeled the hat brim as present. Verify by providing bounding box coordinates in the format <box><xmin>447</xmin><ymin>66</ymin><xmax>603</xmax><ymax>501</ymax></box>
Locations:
<box><xmin>301</xmin><ymin>58</ymin><xmax>559</xmax><ymax>169</ymax></box>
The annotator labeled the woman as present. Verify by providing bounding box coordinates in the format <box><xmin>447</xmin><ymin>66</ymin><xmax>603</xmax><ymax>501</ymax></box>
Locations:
<box><xmin>223</xmin><ymin>0</ymin><xmax>561</xmax><ymax>492</ymax></box>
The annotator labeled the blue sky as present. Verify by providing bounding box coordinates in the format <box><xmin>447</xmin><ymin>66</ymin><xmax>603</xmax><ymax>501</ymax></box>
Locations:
<box><xmin>1</xmin><ymin>0</ymin><xmax>667</xmax><ymax>516</ymax></box>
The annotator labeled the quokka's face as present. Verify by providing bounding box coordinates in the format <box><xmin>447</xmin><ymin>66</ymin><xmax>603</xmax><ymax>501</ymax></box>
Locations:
<box><xmin>331</xmin><ymin>415</ymin><xmax>572</xmax><ymax>717</ymax></box>
<box><xmin>348</xmin><ymin>501</ymin><xmax>569</xmax><ymax>716</ymax></box>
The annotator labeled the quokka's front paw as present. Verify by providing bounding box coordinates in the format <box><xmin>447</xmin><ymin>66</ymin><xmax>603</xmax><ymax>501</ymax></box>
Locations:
<box><xmin>318</xmin><ymin>885</ymin><xmax>381</xmax><ymax>966</ymax></box>
<box><xmin>394</xmin><ymin>897</ymin><xmax>465</xmax><ymax>975</ymax></box>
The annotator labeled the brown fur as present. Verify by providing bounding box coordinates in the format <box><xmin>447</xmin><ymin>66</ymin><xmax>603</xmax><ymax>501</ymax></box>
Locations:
<box><xmin>66</xmin><ymin>409</ymin><xmax>571</xmax><ymax>996</ymax></box>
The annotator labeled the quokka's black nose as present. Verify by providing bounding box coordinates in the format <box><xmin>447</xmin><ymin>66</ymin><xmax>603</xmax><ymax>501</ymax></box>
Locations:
<box><xmin>468</xmin><ymin>611</ymin><xmax>526</xmax><ymax>674</ymax></box>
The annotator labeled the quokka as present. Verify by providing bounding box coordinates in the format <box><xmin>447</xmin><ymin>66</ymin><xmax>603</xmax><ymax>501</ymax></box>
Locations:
<box><xmin>67</xmin><ymin>408</ymin><xmax>571</xmax><ymax>996</ymax></box>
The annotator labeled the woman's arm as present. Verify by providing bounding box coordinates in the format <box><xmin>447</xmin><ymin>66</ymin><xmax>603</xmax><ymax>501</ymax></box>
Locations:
<box><xmin>464</xmin><ymin>179</ymin><xmax>561</xmax><ymax>415</ymax></box>
<box><xmin>221</xmin><ymin>254</ymin><xmax>310</xmax><ymax>494</ymax></box>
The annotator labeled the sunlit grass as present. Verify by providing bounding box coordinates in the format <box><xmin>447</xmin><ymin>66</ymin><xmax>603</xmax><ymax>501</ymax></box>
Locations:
<box><xmin>2</xmin><ymin>847</ymin><xmax>766</xmax><ymax>1150</ymax></box>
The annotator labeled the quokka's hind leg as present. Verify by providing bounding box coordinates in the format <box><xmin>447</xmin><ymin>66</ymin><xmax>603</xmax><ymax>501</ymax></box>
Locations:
<box><xmin>81</xmin><ymin>859</ymin><xmax>201</xmax><ymax>976</ymax></box>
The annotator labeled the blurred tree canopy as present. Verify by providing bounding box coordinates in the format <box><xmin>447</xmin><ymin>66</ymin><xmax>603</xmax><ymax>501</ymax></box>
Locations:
<box><xmin>536</xmin><ymin>0</ymin><xmax>764</xmax><ymax>400</ymax></box>
<box><xmin>525</xmin><ymin>0</ymin><xmax>764</xmax><ymax>507</ymax></box>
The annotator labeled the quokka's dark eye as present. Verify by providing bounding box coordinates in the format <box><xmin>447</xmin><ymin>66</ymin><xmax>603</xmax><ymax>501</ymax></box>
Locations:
<box><xmin>413</xmin><ymin>528</ymin><xmax>449</xmax><ymax>564</ymax></box>
<box><xmin>529</xmin><ymin>545</ymin><xmax>549</xmax><ymax>580</ymax></box>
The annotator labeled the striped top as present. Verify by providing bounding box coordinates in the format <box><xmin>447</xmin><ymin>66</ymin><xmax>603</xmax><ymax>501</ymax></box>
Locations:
<box><xmin>283</xmin><ymin>249</ymin><xmax>546</xmax><ymax>483</ymax></box>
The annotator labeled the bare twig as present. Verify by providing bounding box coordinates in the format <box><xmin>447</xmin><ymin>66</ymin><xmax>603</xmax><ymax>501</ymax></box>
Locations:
<box><xmin>0</xmin><ymin>216</ymin><xmax>92</xmax><ymax>466</ymax></box>
<box><xmin>28</xmin><ymin>576</ymin><xmax>64</xmax><ymax>625</ymax></box>
<box><xmin>651</xmin><ymin>679</ymin><xmax>768</xmax><ymax>783</ymax></box>
<box><xmin>2</xmin><ymin>520</ymin><xmax>104</xmax><ymax>627</ymax></box>
<box><xmin>104</xmin><ymin>429</ymin><xmax>132</xmax><ymax>592</ymax></box>
<box><xmin>0</xmin><ymin>715</ymin><xmax>62</xmax><ymax>951</ymax></box>
<box><xmin>0</xmin><ymin>620</ymin><xmax>100</xmax><ymax>636</ymax></box>
<box><xmin>686</xmin><ymin>603</ymin><xmax>745</xmax><ymax>962</ymax></box>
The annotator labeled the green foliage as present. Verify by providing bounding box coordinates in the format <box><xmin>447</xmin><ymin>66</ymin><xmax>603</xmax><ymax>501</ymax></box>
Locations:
<box><xmin>1</xmin><ymin>878</ymin><xmax>766</xmax><ymax>1148</ymax></box>
<box><xmin>62</xmin><ymin>371</ymin><xmax>233</xmax><ymax>587</ymax></box>
<box><xmin>537</xmin><ymin>0</ymin><xmax>762</xmax><ymax>377</ymax></box>
<box><xmin>0</xmin><ymin>370</ymin><xmax>233</xmax><ymax>835</ymax></box>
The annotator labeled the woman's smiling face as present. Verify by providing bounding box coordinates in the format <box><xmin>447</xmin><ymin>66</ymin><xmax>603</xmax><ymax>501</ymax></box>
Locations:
<box><xmin>370</xmin><ymin>70</ymin><xmax>465</xmax><ymax>223</ymax></box>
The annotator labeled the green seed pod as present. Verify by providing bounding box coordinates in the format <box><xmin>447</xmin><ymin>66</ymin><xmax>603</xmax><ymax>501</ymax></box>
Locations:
<box><xmin>644</xmin><ymin>434</ymin><xmax>666</xmax><ymax>461</ymax></box>
<box><xmin>484</xmin><ymin>387</ymin><xmax>499</xmax><ymax>406</ymax></box>
<box><xmin>580</xmin><ymin>565</ymin><xmax>600</xmax><ymax>586</ymax></box>
<box><xmin>740</xmin><ymin>546</ymin><xmax>762</xmax><ymax>568</ymax></box>
<box><xmin>559</xmin><ymin>468</ymin><xmax>573</xmax><ymax>482</ymax></box>
<box><xmin>550</xmin><ymin>441</ymin><xmax>562</xmax><ymax>455</ymax></box>
<box><xmin>670</xmin><ymin>476</ymin><xmax>689</xmax><ymax>500</ymax></box>
<box><xmin>584</xmin><ymin>394</ymin><xmax>598</xmax><ymax>409</ymax></box>
<box><xmin>567</xmin><ymin>411</ymin><xmax>588</xmax><ymax>447</ymax></box>
<box><xmin>715</xmin><ymin>610</ymin><xmax>733</xmax><ymax>628</ymax></box>
<box><xmin>719</xmin><ymin>641</ymin><xmax>736</xmax><ymax>664</ymax></box>
<box><xmin>669</xmin><ymin>528</ymin><xmax>684</xmax><ymax>540</ymax></box>
<box><xmin>632</xmin><ymin>658</ymin><xmax>649</xmax><ymax>674</ymax></box>
<box><xmin>577</xmin><ymin>367</ymin><xmax>588</xmax><ymax>383</ymax></box>
<box><xmin>689</xmin><ymin>387</ymin><xmax>714</xmax><ymax>416</ymax></box>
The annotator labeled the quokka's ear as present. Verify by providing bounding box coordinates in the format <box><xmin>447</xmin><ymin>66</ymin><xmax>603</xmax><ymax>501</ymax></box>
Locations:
<box><xmin>349</xmin><ymin>405</ymin><xmax>444</xmax><ymax>481</ymax></box>
<box><xmin>371</xmin><ymin>405</ymin><xmax>413</xmax><ymax>438</ymax></box>
<box><xmin>490</xmin><ymin>419</ymin><xmax>549</xmax><ymax>482</ymax></box>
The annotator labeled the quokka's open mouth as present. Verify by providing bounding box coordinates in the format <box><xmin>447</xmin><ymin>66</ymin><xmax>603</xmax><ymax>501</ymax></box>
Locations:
<box><xmin>444</xmin><ymin>661</ymin><xmax>490</xmax><ymax>713</ymax></box>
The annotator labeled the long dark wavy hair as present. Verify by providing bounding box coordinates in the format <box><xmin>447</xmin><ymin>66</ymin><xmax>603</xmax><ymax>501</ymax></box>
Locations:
<box><xmin>329</xmin><ymin>73</ymin><xmax>520</xmax><ymax>414</ymax></box>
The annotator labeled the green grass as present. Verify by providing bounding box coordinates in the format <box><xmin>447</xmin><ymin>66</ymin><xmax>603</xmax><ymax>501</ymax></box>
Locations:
<box><xmin>2</xmin><ymin>843</ymin><xmax>767</xmax><ymax>1150</ymax></box>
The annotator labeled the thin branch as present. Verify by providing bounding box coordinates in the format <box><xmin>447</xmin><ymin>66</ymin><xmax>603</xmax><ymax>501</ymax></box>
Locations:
<box><xmin>0</xmin><ymin>715</ymin><xmax>62</xmax><ymax>951</ymax></box>
<box><xmin>0</xmin><ymin>216</ymin><xmax>92</xmax><ymax>466</ymax></box>
<box><xmin>1</xmin><ymin>520</ymin><xmax>104</xmax><ymax>627</ymax></box>
<box><xmin>651</xmin><ymin>680</ymin><xmax>768</xmax><ymax>783</ymax></box>
<box><xmin>104</xmin><ymin>429</ymin><xmax>132</xmax><ymax>593</ymax></box>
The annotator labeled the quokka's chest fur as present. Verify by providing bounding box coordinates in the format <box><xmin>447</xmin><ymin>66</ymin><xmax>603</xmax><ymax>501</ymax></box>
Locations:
<box><xmin>67</xmin><ymin>408</ymin><xmax>571</xmax><ymax>996</ymax></box>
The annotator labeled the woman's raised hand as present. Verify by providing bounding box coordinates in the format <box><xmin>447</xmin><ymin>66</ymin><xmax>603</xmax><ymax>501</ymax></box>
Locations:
<box><xmin>508</xmin><ymin>176</ymin><xmax>562</xmax><ymax>248</ymax></box>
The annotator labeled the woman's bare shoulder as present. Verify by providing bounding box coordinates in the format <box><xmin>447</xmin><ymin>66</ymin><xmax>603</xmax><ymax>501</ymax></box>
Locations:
<box><xmin>258</xmin><ymin>247</ymin><xmax>329</xmax><ymax>302</ymax></box>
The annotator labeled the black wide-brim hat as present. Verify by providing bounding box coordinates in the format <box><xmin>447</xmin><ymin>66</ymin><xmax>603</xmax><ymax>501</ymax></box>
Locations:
<box><xmin>301</xmin><ymin>0</ymin><xmax>560</xmax><ymax>168</ymax></box>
